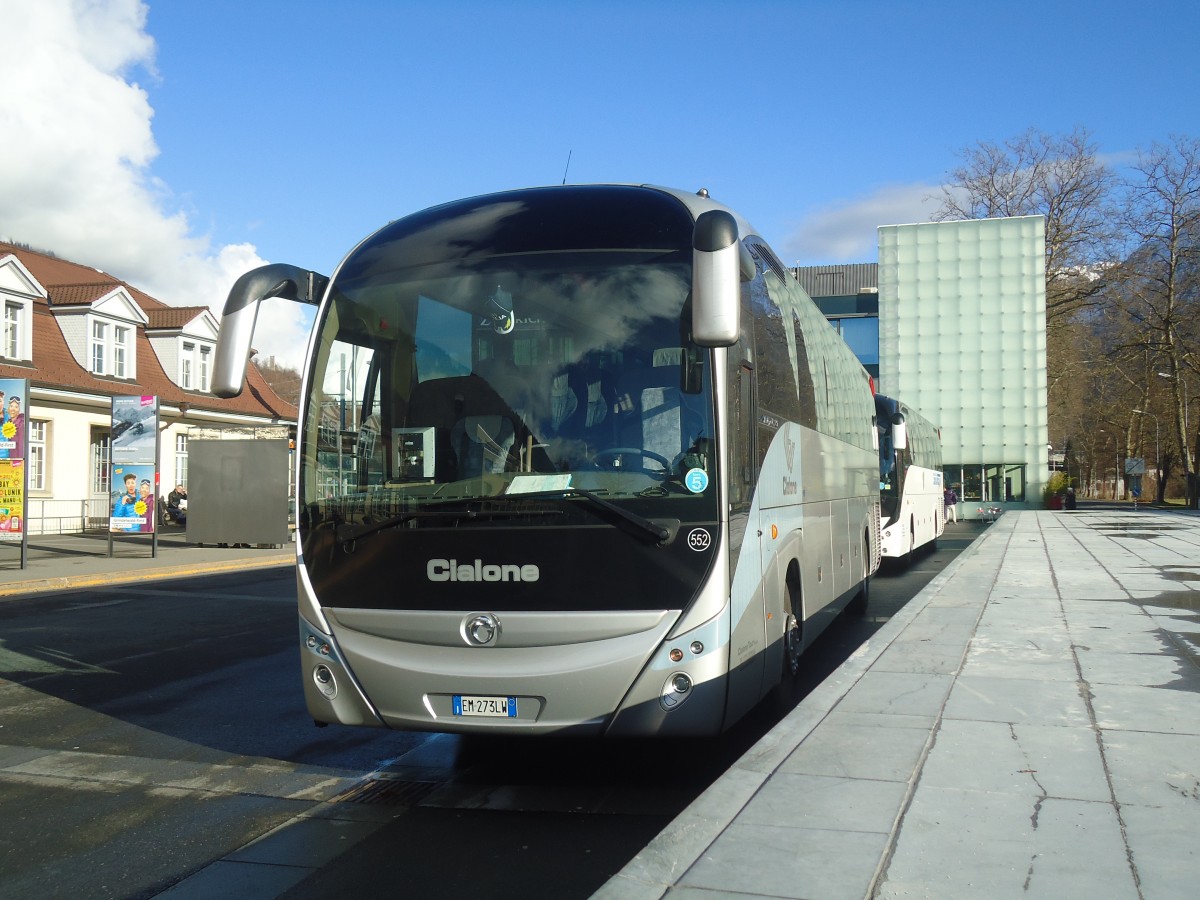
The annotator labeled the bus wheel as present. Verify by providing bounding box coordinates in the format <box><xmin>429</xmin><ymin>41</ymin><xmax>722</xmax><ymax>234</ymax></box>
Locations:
<box><xmin>783</xmin><ymin>610</ymin><xmax>802</xmax><ymax>679</ymax></box>
<box><xmin>848</xmin><ymin>536</ymin><xmax>870</xmax><ymax>616</ymax></box>
<box><xmin>773</xmin><ymin>574</ymin><xmax>803</xmax><ymax>709</ymax></box>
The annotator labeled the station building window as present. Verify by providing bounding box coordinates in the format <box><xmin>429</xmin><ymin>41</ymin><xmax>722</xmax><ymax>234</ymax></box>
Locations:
<box><xmin>943</xmin><ymin>464</ymin><xmax>1026</xmax><ymax>503</ymax></box>
<box><xmin>91</xmin><ymin>427</ymin><xmax>111</xmax><ymax>494</ymax></box>
<box><xmin>175</xmin><ymin>433</ymin><xmax>189</xmax><ymax>488</ymax></box>
<box><xmin>29</xmin><ymin>419</ymin><xmax>47</xmax><ymax>491</ymax></box>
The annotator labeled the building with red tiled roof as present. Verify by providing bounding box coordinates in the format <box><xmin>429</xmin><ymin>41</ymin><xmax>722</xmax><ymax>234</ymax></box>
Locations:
<box><xmin>0</xmin><ymin>241</ymin><xmax>297</xmax><ymax>531</ymax></box>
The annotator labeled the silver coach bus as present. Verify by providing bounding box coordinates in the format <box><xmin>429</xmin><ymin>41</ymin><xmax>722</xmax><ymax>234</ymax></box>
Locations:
<box><xmin>214</xmin><ymin>184</ymin><xmax>880</xmax><ymax>736</ymax></box>
<box><xmin>875</xmin><ymin>394</ymin><xmax>945</xmax><ymax>561</ymax></box>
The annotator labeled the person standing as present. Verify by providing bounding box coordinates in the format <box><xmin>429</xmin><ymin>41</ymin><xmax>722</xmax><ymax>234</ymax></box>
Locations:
<box><xmin>943</xmin><ymin>485</ymin><xmax>958</xmax><ymax>523</ymax></box>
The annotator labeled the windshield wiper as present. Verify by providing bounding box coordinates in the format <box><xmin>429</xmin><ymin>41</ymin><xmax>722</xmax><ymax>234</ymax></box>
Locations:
<box><xmin>500</xmin><ymin>487</ymin><xmax>672</xmax><ymax>543</ymax></box>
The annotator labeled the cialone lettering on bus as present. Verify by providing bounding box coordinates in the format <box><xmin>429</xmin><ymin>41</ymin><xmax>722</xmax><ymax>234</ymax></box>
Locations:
<box><xmin>427</xmin><ymin>558</ymin><xmax>540</xmax><ymax>583</ymax></box>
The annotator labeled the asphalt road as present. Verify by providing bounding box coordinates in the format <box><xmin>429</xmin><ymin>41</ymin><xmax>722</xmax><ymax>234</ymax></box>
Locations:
<box><xmin>0</xmin><ymin>521</ymin><xmax>985</xmax><ymax>899</ymax></box>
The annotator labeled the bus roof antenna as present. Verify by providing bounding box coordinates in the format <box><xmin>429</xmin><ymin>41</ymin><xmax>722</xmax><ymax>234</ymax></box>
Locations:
<box><xmin>562</xmin><ymin>150</ymin><xmax>572</xmax><ymax>185</ymax></box>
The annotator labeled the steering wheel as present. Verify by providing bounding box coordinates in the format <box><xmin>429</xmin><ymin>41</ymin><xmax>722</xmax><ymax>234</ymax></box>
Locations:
<box><xmin>591</xmin><ymin>447</ymin><xmax>671</xmax><ymax>475</ymax></box>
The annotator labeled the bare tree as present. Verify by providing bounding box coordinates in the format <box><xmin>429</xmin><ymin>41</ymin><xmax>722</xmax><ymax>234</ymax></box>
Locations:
<box><xmin>1117</xmin><ymin>135</ymin><xmax>1200</xmax><ymax>504</ymax></box>
<box><xmin>936</xmin><ymin>127</ymin><xmax>1120</xmax><ymax>329</ymax></box>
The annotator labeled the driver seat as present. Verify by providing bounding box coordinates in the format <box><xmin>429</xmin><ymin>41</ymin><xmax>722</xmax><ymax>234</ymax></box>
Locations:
<box><xmin>451</xmin><ymin>415</ymin><xmax>516</xmax><ymax>476</ymax></box>
<box><xmin>614</xmin><ymin>356</ymin><xmax>686</xmax><ymax>467</ymax></box>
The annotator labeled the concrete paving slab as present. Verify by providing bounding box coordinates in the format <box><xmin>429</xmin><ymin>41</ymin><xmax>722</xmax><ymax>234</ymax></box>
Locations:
<box><xmin>680</xmin><ymin>823</ymin><xmax>888</xmax><ymax>900</ymax></box>
<box><xmin>871</xmin><ymin>639</ymin><xmax>966</xmax><ymax>675</ymax></box>
<box><xmin>834</xmin><ymin>671</ymin><xmax>954</xmax><ymax>718</ymax></box>
<box><xmin>664</xmin><ymin>888</ymin><xmax>785</xmax><ymax>900</ymax></box>
<box><xmin>1118</xmin><ymin>803</ymin><xmax>1200</xmax><ymax>900</ymax></box>
<box><xmin>817</xmin><ymin>710</ymin><xmax>938</xmax><ymax>731</ymax></box>
<box><xmin>778</xmin><ymin>716</ymin><xmax>931</xmax><ymax>783</ymax></box>
<box><xmin>1089</xmin><ymin>682</ymin><xmax>1200</xmax><ymax>734</ymax></box>
<box><xmin>895</xmin><ymin>606</ymin><xmax>983</xmax><ymax>643</ymax></box>
<box><xmin>735</xmin><ymin>771</ymin><xmax>908</xmax><ymax>834</ymax></box>
<box><xmin>1076</xmin><ymin>647</ymin><xmax>1200</xmax><ymax>687</ymax></box>
<box><xmin>959</xmin><ymin>647</ymin><xmax>1079</xmax><ymax>681</ymax></box>
<box><xmin>967</xmin><ymin>621</ymin><xmax>1074</xmax><ymax>646</ymax></box>
<box><xmin>942</xmin><ymin>675</ymin><xmax>1092</xmax><ymax>727</ymax></box>
<box><xmin>878</xmin><ymin>794</ymin><xmax>1138</xmax><ymax>899</ymax></box>
<box><xmin>918</xmin><ymin>720</ymin><xmax>1110</xmax><ymax>801</ymax></box>
<box><xmin>1100</xmin><ymin>729</ymin><xmax>1200</xmax><ymax>810</ymax></box>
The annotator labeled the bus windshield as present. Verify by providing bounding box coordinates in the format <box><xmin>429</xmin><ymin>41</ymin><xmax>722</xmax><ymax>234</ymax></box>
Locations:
<box><xmin>878</xmin><ymin>419</ymin><xmax>899</xmax><ymax>519</ymax></box>
<box><xmin>299</xmin><ymin>247</ymin><xmax>718</xmax><ymax>549</ymax></box>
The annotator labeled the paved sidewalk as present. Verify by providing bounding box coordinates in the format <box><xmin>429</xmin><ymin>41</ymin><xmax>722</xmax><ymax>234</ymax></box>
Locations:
<box><xmin>598</xmin><ymin>508</ymin><xmax>1200</xmax><ymax>900</ymax></box>
<box><xmin>0</xmin><ymin>528</ymin><xmax>295</xmax><ymax>598</ymax></box>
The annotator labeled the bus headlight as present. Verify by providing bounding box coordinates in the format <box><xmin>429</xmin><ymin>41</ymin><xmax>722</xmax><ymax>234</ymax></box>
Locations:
<box><xmin>313</xmin><ymin>664</ymin><xmax>337</xmax><ymax>699</ymax></box>
<box><xmin>659</xmin><ymin>672</ymin><xmax>693</xmax><ymax>710</ymax></box>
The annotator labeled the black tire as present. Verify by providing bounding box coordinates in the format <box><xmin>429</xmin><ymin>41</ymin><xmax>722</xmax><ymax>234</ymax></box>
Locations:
<box><xmin>771</xmin><ymin>574</ymin><xmax>803</xmax><ymax>710</ymax></box>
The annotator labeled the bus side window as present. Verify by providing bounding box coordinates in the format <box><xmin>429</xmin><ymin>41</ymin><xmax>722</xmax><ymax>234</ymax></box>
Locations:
<box><xmin>729</xmin><ymin>362</ymin><xmax>754</xmax><ymax>509</ymax></box>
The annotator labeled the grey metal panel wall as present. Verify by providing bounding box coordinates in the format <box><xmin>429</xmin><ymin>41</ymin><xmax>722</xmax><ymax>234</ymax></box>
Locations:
<box><xmin>186</xmin><ymin>439</ymin><xmax>290</xmax><ymax>546</ymax></box>
<box><xmin>793</xmin><ymin>263</ymin><xmax>879</xmax><ymax>299</ymax></box>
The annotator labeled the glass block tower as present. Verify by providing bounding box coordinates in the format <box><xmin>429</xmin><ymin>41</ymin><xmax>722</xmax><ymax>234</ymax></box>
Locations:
<box><xmin>877</xmin><ymin>216</ymin><xmax>1048</xmax><ymax>510</ymax></box>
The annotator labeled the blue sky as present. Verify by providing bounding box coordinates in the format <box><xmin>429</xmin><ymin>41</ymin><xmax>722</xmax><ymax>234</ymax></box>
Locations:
<box><xmin>2</xmin><ymin>0</ymin><xmax>1197</xmax><ymax>367</ymax></box>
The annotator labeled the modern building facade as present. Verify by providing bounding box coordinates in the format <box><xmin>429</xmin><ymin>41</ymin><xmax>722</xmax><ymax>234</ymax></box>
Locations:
<box><xmin>797</xmin><ymin>263</ymin><xmax>880</xmax><ymax>381</ymax></box>
<box><xmin>798</xmin><ymin>216</ymin><xmax>1049</xmax><ymax>517</ymax></box>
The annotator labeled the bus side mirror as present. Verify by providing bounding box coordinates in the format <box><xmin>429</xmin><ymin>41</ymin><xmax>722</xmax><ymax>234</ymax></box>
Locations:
<box><xmin>692</xmin><ymin>211</ymin><xmax>753</xmax><ymax>347</ymax></box>
<box><xmin>891</xmin><ymin>413</ymin><xmax>908</xmax><ymax>451</ymax></box>
<box><xmin>212</xmin><ymin>264</ymin><xmax>328</xmax><ymax>397</ymax></box>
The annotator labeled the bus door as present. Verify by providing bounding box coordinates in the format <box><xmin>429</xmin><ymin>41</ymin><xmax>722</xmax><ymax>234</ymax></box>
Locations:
<box><xmin>725</xmin><ymin>360</ymin><xmax>765</xmax><ymax>722</ymax></box>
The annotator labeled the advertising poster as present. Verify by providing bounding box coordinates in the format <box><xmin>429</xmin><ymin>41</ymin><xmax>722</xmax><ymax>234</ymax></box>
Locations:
<box><xmin>110</xmin><ymin>462</ymin><xmax>156</xmax><ymax>533</ymax></box>
<box><xmin>0</xmin><ymin>377</ymin><xmax>29</xmax><ymax>544</ymax></box>
<box><xmin>0</xmin><ymin>459</ymin><xmax>23</xmax><ymax>541</ymax></box>
<box><xmin>110</xmin><ymin>396</ymin><xmax>158</xmax><ymax>534</ymax></box>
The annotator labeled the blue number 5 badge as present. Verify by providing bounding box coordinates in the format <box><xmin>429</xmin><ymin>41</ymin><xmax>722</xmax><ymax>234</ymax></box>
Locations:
<box><xmin>684</xmin><ymin>468</ymin><xmax>709</xmax><ymax>494</ymax></box>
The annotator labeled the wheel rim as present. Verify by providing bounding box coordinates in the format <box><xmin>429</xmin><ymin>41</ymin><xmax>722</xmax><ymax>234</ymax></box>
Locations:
<box><xmin>784</xmin><ymin>613</ymin><xmax>801</xmax><ymax>676</ymax></box>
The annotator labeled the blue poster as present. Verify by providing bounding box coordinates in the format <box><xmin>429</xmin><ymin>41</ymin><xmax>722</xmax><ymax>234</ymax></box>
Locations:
<box><xmin>110</xmin><ymin>396</ymin><xmax>158</xmax><ymax>533</ymax></box>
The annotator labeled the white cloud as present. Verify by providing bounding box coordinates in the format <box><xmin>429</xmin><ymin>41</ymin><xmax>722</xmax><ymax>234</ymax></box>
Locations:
<box><xmin>780</xmin><ymin>182</ymin><xmax>948</xmax><ymax>266</ymax></box>
<box><xmin>0</xmin><ymin>0</ymin><xmax>306</xmax><ymax>370</ymax></box>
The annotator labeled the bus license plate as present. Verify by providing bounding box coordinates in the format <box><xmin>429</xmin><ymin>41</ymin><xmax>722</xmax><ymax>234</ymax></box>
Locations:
<box><xmin>453</xmin><ymin>695</ymin><xmax>517</xmax><ymax>717</ymax></box>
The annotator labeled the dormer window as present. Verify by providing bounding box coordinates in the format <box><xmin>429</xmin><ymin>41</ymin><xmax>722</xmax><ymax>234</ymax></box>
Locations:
<box><xmin>115</xmin><ymin>326</ymin><xmax>130</xmax><ymax>378</ymax></box>
<box><xmin>179</xmin><ymin>340</ymin><xmax>214</xmax><ymax>392</ymax></box>
<box><xmin>182</xmin><ymin>341</ymin><xmax>193</xmax><ymax>388</ymax></box>
<box><xmin>199</xmin><ymin>345</ymin><xmax>210</xmax><ymax>392</ymax></box>
<box><xmin>91</xmin><ymin>321</ymin><xmax>106</xmax><ymax>373</ymax></box>
<box><xmin>2</xmin><ymin>298</ymin><xmax>29</xmax><ymax>360</ymax></box>
<box><xmin>89</xmin><ymin>316</ymin><xmax>136</xmax><ymax>378</ymax></box>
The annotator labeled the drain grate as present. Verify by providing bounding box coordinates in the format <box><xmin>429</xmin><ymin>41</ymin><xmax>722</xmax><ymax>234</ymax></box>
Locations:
<box><xmin>330</xmin><ymin>778</ymin><xmax>441</xmax><ymax>806</ymax></box>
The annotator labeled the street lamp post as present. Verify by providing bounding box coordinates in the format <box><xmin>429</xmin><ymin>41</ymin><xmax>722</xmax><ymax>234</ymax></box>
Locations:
<box><xmin>1132</xmin><ymin>409</ymin><xmax>1159</xmax><ymax>501</ymax></box>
